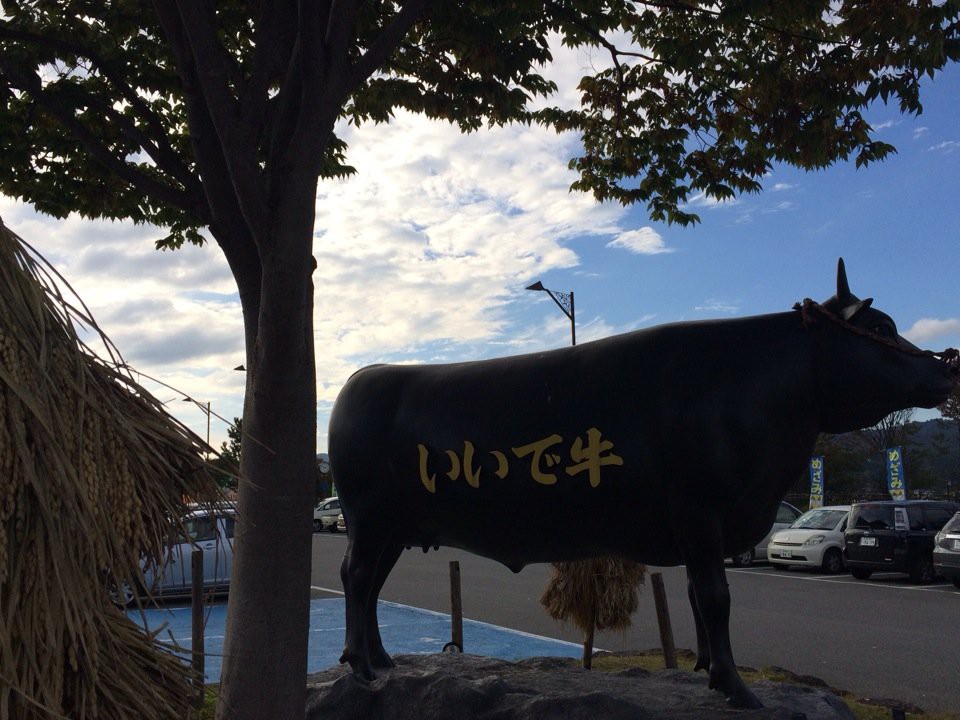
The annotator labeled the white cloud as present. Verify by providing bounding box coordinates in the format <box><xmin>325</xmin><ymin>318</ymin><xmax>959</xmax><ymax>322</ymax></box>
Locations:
<box><xmin>761</xmin><ymin>201</ymin><xmax>797</xmax><ymax>213</ymax></box>
<box><xmin>309</xmin><ymin>109</ymin><xmax>627</xmax><ymax>395</ymax></box>
<box><xmin>871</xmin><ymin>119</ymin><xmax>898</xmax><ymax>131</ymax></box>
<box><xmin>606</xmin><ymin>227</ymin><xmax>672</xmax><ymax>254</ymax></box>
<box><xmin>926</xmin><ymin>140</ymin><xmax>960</xmax><ymax>154</ymax></box>
<box><xmin>0</xmin><ymin>195</ymin><xmax>248</xmax><ymax>447</ymax></box>
<box><xmin>904</xmin><ymin>318</ymin><xmax>960</xmax><ymax>345</ymax></box>
<box><xmin>694</xmin><ymin>298</ymin><xmax>739</xmax><ymax>314</ymax></box>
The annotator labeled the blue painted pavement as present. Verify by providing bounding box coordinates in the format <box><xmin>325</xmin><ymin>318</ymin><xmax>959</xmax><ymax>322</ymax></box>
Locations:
<box><xmin>128</xmin><ymin>597</ymin><xmax>582</xmax><ymax>683</ymax></box>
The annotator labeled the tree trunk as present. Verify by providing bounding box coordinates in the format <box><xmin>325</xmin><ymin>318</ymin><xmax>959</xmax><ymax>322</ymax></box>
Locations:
<box><xmin>216</xmin><ymin>195</ymin><xmax>318</xmax><ymax>719</ymax></box>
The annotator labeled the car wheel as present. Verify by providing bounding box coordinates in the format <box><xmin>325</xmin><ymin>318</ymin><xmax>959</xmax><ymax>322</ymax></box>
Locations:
<box><xmin>730</xmin><ymin>549</ymin><xmax>754</xmax><ymax>567</ymax></box>
<box><xmin>909</xmin><ymin>555</ymin><xmax>935</xmax><ymax>585</ymax></box>
<box><xmin>952</xmin><ymin>577</ymin><xmax>960</xmax><ymax>589</ymax></box>
<box><xmin>850</xmin><ymin>567</ymin><xmax>872</xmax><ymax>580</ymax></box>
<box><xmin>313</xmin><ymin>519</ymin><xmax>322</xmax><ymax>532</ymax></box>
<box><xmin>821</xmin><ymin>548</ymin><xmax>844</xmax><ymax>575</ymax></box>
<box><xmin>329</xmin><ymin>522</ymin><xmax>339</xmax><ymax>533</ymax></box>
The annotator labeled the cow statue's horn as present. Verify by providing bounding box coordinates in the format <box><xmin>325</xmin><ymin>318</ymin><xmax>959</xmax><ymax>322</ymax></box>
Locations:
<box><xmin>835</xmin><ymin>257</ymin><xmax>873</xmax><ymax>321</ymax></box>
<box><xmin>837</xmin><ymin>258</ymin><xmax>851</xmax><ymax>300</ymax></box>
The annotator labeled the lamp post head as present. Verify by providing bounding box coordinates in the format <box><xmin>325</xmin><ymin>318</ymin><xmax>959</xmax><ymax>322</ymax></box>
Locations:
<box><xmin>523</xmin><ymin>280</ymin><xmax>576</xmax><ymax>345</ymax></box>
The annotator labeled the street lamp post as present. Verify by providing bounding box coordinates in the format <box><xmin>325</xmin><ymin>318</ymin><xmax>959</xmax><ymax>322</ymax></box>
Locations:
<box><xmin>183</xmin><ymin>397</ymin><xmax>212</xmax><ymax>459</ymax></box>
<box><xmin>525</xmin><ymin>281</ymin><xmax>575</xmax><ymax>346</ymax></box>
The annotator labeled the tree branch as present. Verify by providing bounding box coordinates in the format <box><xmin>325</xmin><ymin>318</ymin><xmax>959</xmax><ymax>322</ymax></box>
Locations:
<box><xmin>238</xmin><ymin>0</ymin><xmax>295</xmax><ymax>147</ymax></box>
<box><xmin>0</xmin><ymin>25</ymin><xmax>198</xmax><ymax>192</ymax></box>
<box><xmin>0</xmin><ymin>57</ymin><xmax>206</xmax><ymax>219</ymax></box>
<box><xmin>348</xmin><ymin>0</ymin><xmax>430</xmax><ymax>90</ymax></box>
<box><xmin>153</xmin><ymin>0</ymin><xmax>269</xmax><ymax>241</ymax></box>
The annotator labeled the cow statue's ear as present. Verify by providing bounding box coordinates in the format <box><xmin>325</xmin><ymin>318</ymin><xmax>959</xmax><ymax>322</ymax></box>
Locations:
<box><xmin>841</xmin><ymin>297</ymin><xmax>874</xmax><ymax>322</ymax></box>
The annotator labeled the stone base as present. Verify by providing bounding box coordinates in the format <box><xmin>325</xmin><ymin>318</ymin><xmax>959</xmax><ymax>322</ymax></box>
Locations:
<box><xmin>305</xmin><ymin>654</ymin><xmax>854</xmax><ymax>720</ymax></box>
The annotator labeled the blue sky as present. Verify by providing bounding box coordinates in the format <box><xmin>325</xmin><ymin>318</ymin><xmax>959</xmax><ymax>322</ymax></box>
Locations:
<box><xmin>1</xmin><ymin>50</ymin><xmax>958</xmax><ymax>453</ymax></box>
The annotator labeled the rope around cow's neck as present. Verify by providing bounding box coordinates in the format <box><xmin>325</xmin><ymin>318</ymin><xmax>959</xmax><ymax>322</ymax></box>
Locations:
<box><xmin>793</xmin><ymin>298</ymin><xmax>959</xmax><ymax>363</ymax></box>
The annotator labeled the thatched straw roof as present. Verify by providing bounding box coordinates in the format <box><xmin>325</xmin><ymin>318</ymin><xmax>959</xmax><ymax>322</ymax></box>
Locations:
<box><xmin>540</xmin><ymin>557</ymin><xmax>646</xmax><ymax>633</ymax></box>
<box><xmin>0</xmin><ymin>217</ymin><xmax>222</xmax><ymax>719</ymax></box>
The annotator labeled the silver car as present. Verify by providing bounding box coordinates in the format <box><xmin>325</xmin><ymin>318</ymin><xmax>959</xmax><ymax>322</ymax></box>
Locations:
<box><xmin>729</xmin><ymin>501</ymin><xmax>802</xmax><ymax>567</ymax></box>
<box><xmin>933</xmin><ymin>511</ymin><xmax>960</xmax><ymax>589</ymax></box>
<box><xmin>114</xmin><ymin>505</ymin><xmax>235</xmax><ymax>605</ymax></box>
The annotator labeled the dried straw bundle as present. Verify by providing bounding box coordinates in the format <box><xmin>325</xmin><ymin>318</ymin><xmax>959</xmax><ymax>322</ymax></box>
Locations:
<box><xmin>0</xmin><ymin>218</ymin><xmax>222</xmax><ymax>719</ymax></box>
<box><xmin>540</xmin><ymin>557</ymin><xmax>646</xmax><ymax>633</ymax></box>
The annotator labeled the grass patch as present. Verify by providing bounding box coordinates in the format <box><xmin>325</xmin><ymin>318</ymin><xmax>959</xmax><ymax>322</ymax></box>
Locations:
<box><xmin>590</xmin><ymin>650</ymin><xmax>959</xmax><ymax>720</ymax></box>
<box><xmin>196</xmin><ymin>687</ymin><xmax>218</xmax><ymax>720</ymax></box>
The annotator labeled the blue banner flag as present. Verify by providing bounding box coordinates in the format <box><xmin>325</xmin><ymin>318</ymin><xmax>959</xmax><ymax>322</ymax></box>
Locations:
<box><xmin>886</xmin><ymin>447</ymin><xmax>906</xmax><ymax>501</ymax></box>
<box><xmin>808</xmin><ymin>456</ymin><xmax>824</xmax><ymax>509</ymax></box>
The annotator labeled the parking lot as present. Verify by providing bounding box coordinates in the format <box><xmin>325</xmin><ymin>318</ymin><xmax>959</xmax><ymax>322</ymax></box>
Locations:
<box><xmin>728</xmin><ymin>562</ymin><xmax>960</xmax><ymax>593</ymax></box>
<box><xmin>130</xmin><ymin>595</ymin><xmax>583</xmax><ymax>683</ymax></box>
<box><xmin>310</xmin><ymin>532</ymin><xmax>960</xmax><ymax>713</ymax></box>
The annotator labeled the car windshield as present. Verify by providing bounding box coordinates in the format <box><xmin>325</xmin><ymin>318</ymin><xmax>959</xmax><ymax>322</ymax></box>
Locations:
<box><xmin>942</xmin><ymin>512</ymin><xmax>960</xmax><ymax>534</ymax></box>
<box><xmin>851</xmin><ymin>504</ymin><xmax>895</xmax><ymax>530</ymax></box>
<box><xmin>790</xmin><ymin>508</ymin><xmax>846</xmax><ymax>530</ymax></box>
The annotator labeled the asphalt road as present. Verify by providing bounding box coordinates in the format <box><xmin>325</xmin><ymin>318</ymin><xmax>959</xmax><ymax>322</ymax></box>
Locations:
<box><xmin>310</xmin><ymin>531</ymin><xmax>960</xmax><ymax>713</ymax></box>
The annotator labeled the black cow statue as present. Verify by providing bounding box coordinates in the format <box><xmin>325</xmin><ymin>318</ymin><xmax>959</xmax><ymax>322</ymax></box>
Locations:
<box><xmin>329</xmin><ymin>260</ymin><xmax>958</xmax><ymax>708</ymax></box>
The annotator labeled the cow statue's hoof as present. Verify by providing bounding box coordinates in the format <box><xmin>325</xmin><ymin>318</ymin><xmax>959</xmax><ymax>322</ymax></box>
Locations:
<box><xmin>726</xmin><ymin>687</ymin><xmax>763</xmax><ymax>710</ymax></box>
<box><xmin>709</xmin><ymin>667</ymin><xmax>763</xmax><ymax>709</ymax></box>
<box><xmin>693</xmin><ymin>650</ymin><xmax>709</xmax><ymax>673</ymax></box>
<box><xmin>369</xmin><ymin>646</ymin><xmax>396</xmax><ymax>670</ymax></box>
<box><xmin>340</xmin><ymin>650</ymin><xmax>378</xmax><ymax>683</ymax></box>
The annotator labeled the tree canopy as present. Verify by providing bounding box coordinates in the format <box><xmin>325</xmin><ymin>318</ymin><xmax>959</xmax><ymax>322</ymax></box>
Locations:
<box><xmin>2</xmin><ymin>2</ymin><xmax>958</xmax><ymax>239</ymax></box>
<box><xmin>2</xmin><ymin>2</ymin><xmax>959</xmax><ymax>718</ymax></box>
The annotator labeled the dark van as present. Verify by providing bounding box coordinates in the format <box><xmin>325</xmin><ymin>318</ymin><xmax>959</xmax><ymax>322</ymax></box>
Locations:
<box><xmin>844</xmin><ymin>500</ymin><xmax>959</xmax><ymax>584</ymax></box>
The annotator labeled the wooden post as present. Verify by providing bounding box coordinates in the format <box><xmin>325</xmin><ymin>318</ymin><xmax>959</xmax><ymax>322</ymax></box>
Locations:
<box><xmin>582</xmin><ymin>605</ymin><xmax>595</xmax><ymax>669</ymax></box>
<box><xmin>651</xmin><ymin>572</ymin><xmax>677</xmax><ymax>669</ymax></box>
<box><xmin>191</xmin><ymin>549</ymin><xmax>205</xmax><ymax>699</ymax></box>
<box><xmin>449</xmin><ymin>561</ymin><xmax>463</xmax><ymax>652</ymax></box>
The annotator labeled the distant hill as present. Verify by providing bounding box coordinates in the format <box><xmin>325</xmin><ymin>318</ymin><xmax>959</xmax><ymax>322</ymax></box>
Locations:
<box><xmin>903</xmin><ymin>418</ymin><xmax>959</xmax><ymax>489</ymax></box>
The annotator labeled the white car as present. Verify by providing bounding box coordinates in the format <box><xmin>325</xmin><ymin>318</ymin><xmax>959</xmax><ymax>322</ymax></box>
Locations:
<box><xmin>767</xmin><ymin>505</ymin><xmax>851</xmax><ymax>573</ymax></box>
<box><xmin>729</xmin><ymin>501</ymin><xmax>802</xmax><ymax>567</ymax></box>
<box><xmin>314</xmin><ymin>496</ymin><xmax>341</xmax><ymax>532</ymax></box>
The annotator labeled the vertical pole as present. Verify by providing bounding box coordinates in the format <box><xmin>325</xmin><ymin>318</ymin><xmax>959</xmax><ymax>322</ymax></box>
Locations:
<box><xmin>582</xmin><ymin>604</ymin><xmax>595</xmax><ymax>669</ymax></box>
<box><xmin>569</xmin><ymin>290</ymin><xmax>576</xmax><ymax>346</ymax></box>
<box><xmin>449</xmin><ymin>561</ymin><xmax>463</xmax><ymax>652</ymax></box>
<box><xmin>205</xmin><ymin>401</ymin><xmax>211</xmax><ymax>461</ymax></box>
<box><xmin>651</xmin><ymin>572</ymin><xmax>677</xmax><ymax>669</ymax></box>
<box><xmin>191</xmin><ymin>549</ymin><xmax>205</xmax><ymax>698</ymax></box>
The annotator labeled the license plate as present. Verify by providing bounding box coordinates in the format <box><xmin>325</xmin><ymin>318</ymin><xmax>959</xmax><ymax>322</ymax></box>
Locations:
<box><xmin>780</xmin><ymin>549</ymin><xmax>792</xmax><ymax>559</ymax></box>
<box><xmin>953</xmin><ymin>539</ymin><xmax>960</xmax><ymax>551</ymax></box>
<box><xmin>860</xmin><ymin>537</ymin><xmax>877</xmax><ymax>547</ymax></box>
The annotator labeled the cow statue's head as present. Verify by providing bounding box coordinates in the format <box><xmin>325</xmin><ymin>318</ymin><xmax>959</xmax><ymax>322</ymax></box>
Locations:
<box><xmin>802</xmin><ymin>258</ymin><xmax>959</xmax><ymax>433</ymax></box>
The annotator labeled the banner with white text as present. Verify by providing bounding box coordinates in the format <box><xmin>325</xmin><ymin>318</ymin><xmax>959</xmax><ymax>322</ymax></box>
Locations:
<box><xmin>809</xmin><ymin>456</ymin><xmax>824</xmax><ymax>509</ymax></box>
<box><xmin>886</xmin><ymin>447</ymin><xmax>906</xmax><ymax>501</ymax></box>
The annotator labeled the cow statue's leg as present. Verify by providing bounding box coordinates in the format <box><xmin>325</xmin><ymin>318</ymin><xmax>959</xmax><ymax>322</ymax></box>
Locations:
<box><xmin>365</xmin><ymin>542</ymin><xmax>404</xmax><ymax>669</ymax></box>
<box><xmin>681</xmin><ymin>518</ymin><xmax>762</xmax><ymax>709</ymax></box>
<box><xmin>339</xmin><ymin>526</ymin><xmax>390</xmax><ymax>681</ymax></box>
<box><xmin>685</xmin><ymin>567</ymin><xmax>711</xmax><ymax>672</ymax></box>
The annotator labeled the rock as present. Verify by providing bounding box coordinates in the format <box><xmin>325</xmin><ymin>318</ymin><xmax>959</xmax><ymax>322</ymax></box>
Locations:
<box><xmin>305</xmin><ymin>655</ymin><xmax>855</xmax><ymax>720</ymax></box>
